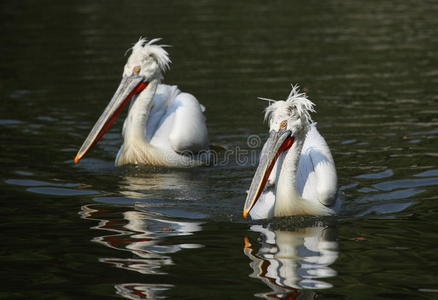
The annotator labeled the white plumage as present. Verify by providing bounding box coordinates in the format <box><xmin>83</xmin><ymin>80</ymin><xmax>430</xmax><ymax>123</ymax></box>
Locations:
<box><xmin>116</xmin><ymin>83</ymin><xmax>209</xmax><ymax>167</ymax></box>
<box><xmin>75</xmin><ymin>38</ymin><xmax>209</xmax><ymax>167</ymax></box>
<box><xmin>244</xmin><ymin>85</ymin><xmax>339</xmax><ymax>219</ymax></box>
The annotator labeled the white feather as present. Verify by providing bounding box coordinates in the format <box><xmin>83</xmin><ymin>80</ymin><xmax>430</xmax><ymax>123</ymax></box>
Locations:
<box><xmin>130</xmin><ymin>37</ymin><xmax>171</xmax><ymax>73</ymax></box>
<box><xmin>148</xmin><ymin>84</ymin><xmax>209</xmax><ymax>153</ymax></box>
<box><xmin>264</xmin><ymin>84</ymin><xmax>315</xmax><ymax>127</ymax></box>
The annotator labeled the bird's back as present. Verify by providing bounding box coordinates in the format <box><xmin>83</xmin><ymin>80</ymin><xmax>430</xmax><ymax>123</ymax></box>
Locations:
<box><xmin>147</xmin><ymin>84</ymin><xmax>209</xmax><ymax>154</ymax></box>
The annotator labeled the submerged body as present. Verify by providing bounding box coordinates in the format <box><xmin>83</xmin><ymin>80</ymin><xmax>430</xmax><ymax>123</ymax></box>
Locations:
<box><xmin>74</xmin><ymin>38</ymin><xmax>209</xmax><ymax>167</ymax></box>
<box><xmin>243</xmin><ymin>86</ymin><xmax>339</xmax><ymax>219</ymax></box>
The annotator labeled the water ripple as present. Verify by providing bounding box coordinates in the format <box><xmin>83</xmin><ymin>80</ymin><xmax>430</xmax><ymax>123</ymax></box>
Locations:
<box><xmin>373</xmin><ymin>177</ymin><xmax>438</xmax><ymax>192</ymax></box>
<box><xmin>6</xmin><ymin>179</ymin><xmax>98</xmax><ymax>196</ymax></box>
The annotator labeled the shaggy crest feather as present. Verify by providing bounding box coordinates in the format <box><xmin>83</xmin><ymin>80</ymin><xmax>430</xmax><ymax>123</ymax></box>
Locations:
<box><xmin>129</xmin><ymin>37</ymin><xmax>171</xmax><ymax>73</ymax></box>
<box><xmin>263</xmin><ymin>84</ymin><xmax>315</xmax><ymax>126</ymax></box>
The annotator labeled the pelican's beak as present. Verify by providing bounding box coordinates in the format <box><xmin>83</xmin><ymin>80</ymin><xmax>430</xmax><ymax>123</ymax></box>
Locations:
<box><xmin>243</xmin><ymin>129</ymin><xmax>294</xmax><ymax>218</ymax></box>
<box><xmin>74</xmin><ymin>75</ymin><xmax>148</xmax><ymax>164</ymax></box>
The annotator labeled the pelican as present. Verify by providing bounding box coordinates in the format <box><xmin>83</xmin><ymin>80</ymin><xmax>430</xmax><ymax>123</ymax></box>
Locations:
<box><xmin>243</xmin><ymin>85</ymin><xmax>339</xmax><ymax>219</ymax></box>
<box><xmin>74</xmin><ymin>38</ymin><xmax>209</xmax><ymax>167</ymax></box>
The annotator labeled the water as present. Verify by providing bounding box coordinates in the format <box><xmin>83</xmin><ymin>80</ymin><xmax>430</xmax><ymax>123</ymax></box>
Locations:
<box><xmin>1</xmin><ymin>0</ymin><xmax>438</xmax><ymax>299</ymax></box>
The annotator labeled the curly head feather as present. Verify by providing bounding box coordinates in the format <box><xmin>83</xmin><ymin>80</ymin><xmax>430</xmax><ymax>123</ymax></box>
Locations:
<box><xmin>263</xmin><ymin>85</ymin><xmax>315</xmax><ymax>128</ymax></box>
<box><xmin>129</xmin><ymin>37</ymin><xmax>171</xmax><ymax>73</ymax></box>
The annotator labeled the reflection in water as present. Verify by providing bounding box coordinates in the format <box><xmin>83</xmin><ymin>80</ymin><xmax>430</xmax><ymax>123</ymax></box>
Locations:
<box><xmin>244</xmin><ymin>223</ymin><xmax>338</xmax><ymax>299</ymax></box>
<box><xmin>119</xmin><ymin>171</ymin><xmax>206</xmax><ymax>201</ymax></box>
<box><xmin>81</xmin><ymin>205</ymin><xmax>204</xmax><ymax>299</ymax></box>
<box><xmin>115</xmin><ymin>283</ymin><xmax>173</xmax><ymax>300</ymax></box>
<box><xmin>93</xmin><ymin>169</ymin><xmax>212</xmax><ymax>214</ymax></box>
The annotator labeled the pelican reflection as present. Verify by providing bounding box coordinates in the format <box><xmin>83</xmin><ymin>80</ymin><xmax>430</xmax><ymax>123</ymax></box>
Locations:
<box><xmin>115</xmin><ymin>283</ymin><xmax>173</xmax><ymax>300</ymax></box>
<box><xmin>81</xmin><ymin>205</ymin><xmax>204</xmax><ymax>299</ymax></box>
<box><xmin>244</xmin><ymin>222</ymin><xmax>338</xmax><ymax>299</ymax></box>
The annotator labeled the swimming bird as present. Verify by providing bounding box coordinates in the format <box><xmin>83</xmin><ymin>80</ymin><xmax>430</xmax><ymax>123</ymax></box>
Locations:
<box><xmin>243</xmin><ymin>85</ymin><xmax>339</xmax><ymax>219</ymax></box>
<box><xmin>74</xmin><ymin>38</ymin><xmax>209</xmax><ymax>167</ymax></box>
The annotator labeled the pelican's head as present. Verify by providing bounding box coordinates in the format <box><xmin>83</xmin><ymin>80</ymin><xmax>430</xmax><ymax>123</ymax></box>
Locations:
<box><xmin>123</xmin><ymin>38</ymin><xmax>171</xmax><ymax>81</ymax></box>
<box><xmin>74</xmin><ymin>38</ymin><xmax>170</xmax><ymax>164</ymax></box>
<box><xmin>243</xmin><ymin>85</ymin><xmax>315</xmax><ymax>218</ymax></box>
<box><xmin>264</xmin><ymin>86</ymin><xmax>314</xmax><ymax>139</ymax></box>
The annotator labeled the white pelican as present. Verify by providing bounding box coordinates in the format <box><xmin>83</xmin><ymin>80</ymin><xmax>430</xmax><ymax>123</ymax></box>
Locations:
<box><xmin>74</xmin><ymin>38</ymin><xmax>209</xmax><ymax>167</ymax></box>
<box><xmin>243</xmin><ymin>86</ymin><xmax>339</xmax><ymax>219</ymax></box>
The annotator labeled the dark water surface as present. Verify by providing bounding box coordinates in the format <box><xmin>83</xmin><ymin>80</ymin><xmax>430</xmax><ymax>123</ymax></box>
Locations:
<box><xmin>1</xmin><ymin>1</ymin><xmax>438</xmax><ymax>299</ymax></box>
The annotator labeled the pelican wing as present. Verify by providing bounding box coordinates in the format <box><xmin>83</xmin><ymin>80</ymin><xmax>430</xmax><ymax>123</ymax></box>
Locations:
<box><xmin>147</xmin><ymin>84</ymin><xmax>209</xmax><ymax>153</ymax></box>
<box><xmin>297</xmin><ymin>124</ymin><xmax>337</xmax><ymax>206</ymax></box>
<box><xmin>145</xmin><ymin>84</ymin><xmax>179</xmax><ymax>140</ymax></box>
<box><xmin>168</xmin><ymin>92</ymin><xmax>208</xmax><ymax>153</ymax></box>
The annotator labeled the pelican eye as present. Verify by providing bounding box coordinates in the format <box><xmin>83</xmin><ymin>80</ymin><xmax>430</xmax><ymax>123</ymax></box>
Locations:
<box><xmin>280</xmin><ymin>120</ymin><xmax>288</xmax><ymax>129</ymax></box>
<box><xmin>132</xmin><ymin>66</ymin><xmax>141</xmax><ymax>75</ymax></box>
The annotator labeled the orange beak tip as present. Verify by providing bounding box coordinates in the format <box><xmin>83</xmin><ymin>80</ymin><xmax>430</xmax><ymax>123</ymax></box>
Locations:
<box><xmin>243</xmin><ymin>210</ymin><xmax>249</xmax><ymax>219</ymax></box>
<box><xmin>73</xmin><ymin>155</ymin><xmax>80</xmax><ymax>164</ymax></box>
<box><xmin>243</xmin><ymin>237</ymin><xmax>251</xmax><ymax>248</ymax></box>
